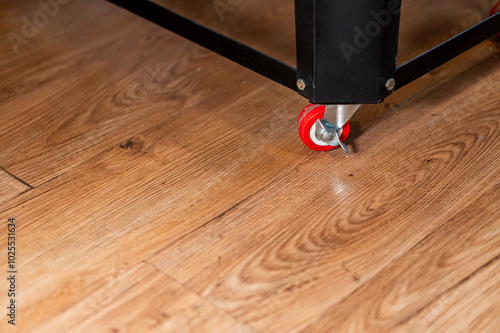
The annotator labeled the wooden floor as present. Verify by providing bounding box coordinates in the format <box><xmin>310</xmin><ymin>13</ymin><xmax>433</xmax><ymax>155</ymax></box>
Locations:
<box><xmin>1</xmin><ymin>0</ymin><xmax>500</xmax><ymax>332</ymax></box>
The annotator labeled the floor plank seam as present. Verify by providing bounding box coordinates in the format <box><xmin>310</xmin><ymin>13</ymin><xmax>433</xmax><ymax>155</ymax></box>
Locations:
<box><xmin>145</xmin><ymin>176</ymin><xmax>282</xmax><ymax>263</ymax></box>
<box><xmin>0</xmin><ymin>188</ymin><xmax>32</xmax><ymax>208</ymax></box>
<box><xmin>0</xmin><ymin>144</ymin><xmax>121</xmax><ymax>214</ymax></box>
<box><xmin>24</xmin><ymin>61</ymin><xmax>270</xmax><ymax>190</ymax></box>
<box><xmin>303</xmin><ymin>186</ymin><xmax>497</xmax><ymax>329</ymax></box>
<box><xmin>141</xmin><ymin>259</ymin><xmax>259</xmax><ymax>333</ymax></box>
<box><xmin>394</xmin><ymin>252</ymin><xmax>500</xmax><ymax>327</ymax></box>
<box><xmin>0</xmin><ymin>182</ymin><xmax>61</xmax><ymax>215</ymax></box>
<box><xmin>0</xmin><ymin>166</ymin><xmax>34</xmax><ymax>189</ymax></box>
<box><xmin>3</xmin><ymin>2</ymin><xmax>500</xmax><ymax>331</ymax></box>
<box><xmin>37</xmin><ymin>145</ymin><xmax>118</xmax><ymax>188</ymax></box>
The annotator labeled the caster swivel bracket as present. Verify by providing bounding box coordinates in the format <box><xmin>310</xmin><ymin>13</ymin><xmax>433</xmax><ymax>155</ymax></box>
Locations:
<box><xmin>315</xmin><ymin>118</ymin><xmax>350</xmax><ymax>153</ymax></box>
<box><xmin>313</xmin><ymin>104</ymin><xmax>361</xmax><ymax>153</ymax></box>
<box><xmin>323</xmin><ymin>104</ymin><xmax>361</xmax><ymax>129</ymax></box>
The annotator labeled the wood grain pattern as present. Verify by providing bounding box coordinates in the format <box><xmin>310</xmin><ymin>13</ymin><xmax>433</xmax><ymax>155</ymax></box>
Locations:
<box><xmin>1</xmin><ymin>0</ymin><xmax>297</xmax><ymax>186</ymax></box>
<box><xmin>147</xmin><ymin>54</ymin><xmax>500</xmax><ymax>332</ymax></box>
<box><xmin>1</xmin><ymin>0</ymin><xmax>497</xmax><ymax>186</ymax></box>
<box><xmin>301</xmin><ymin>184</ymin><xmax>500</xmax><ymax>332</ymax></box>
<box><xmin>26</xmin><ymin>261</ymin><xmax>254</xmax><ymax>333</ymax></box>
<box><xmin>0</xmin><ymin>0</ymin><xmax>499</xmax><ymax>332</ymax></box>
<box><xmin>0</xmin><ymin>80</ymin><xmax>308</xmax><ymax>332</ymax></box>
<box><xmin>401</xmin><ymin>257</ymin><xmax>500</xmax><ymax>333</ymax></box>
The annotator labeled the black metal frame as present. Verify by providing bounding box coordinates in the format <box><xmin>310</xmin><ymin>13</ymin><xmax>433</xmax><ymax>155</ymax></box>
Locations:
<box><xmin>106</xmin><ymin>0</ymin><xmax>500</xmax><ymax>105</ymax></box>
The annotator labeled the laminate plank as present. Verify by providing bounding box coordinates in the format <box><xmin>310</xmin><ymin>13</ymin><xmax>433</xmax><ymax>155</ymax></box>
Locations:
<box><xmin>0</xmin><ymin>0</ymin><xmax>498</xmax><ymax>332</ymax></box>
<box><xmin>146</xmin><ymin>54</ymin><xmax>500</xmax><ymax>332</ymax></box>
<box><xmin>155</xmin><ymin>0</ymin><xmax>494</xmax><ymax>65</ymax></box>
<box><xmin>0</xmin><ymin>168</ymin><xmax>31</xmax><ymax>205</ymax></box>
<box><xmin>154</xmin><ymin>0</ymin><xmax>297</xmax><ymax>64</ymax></box>
<box><xmin>0</xmin><ymin>3</ymin><xmax>316</xmax><ymax>330</ymax></box>
<box><xmin>19</xmin><ymin>262</ymin><xmax>254</xmax><ymax>333</ymax></box>
<box><xmin>401</xmin><ymin>258</ymin><xmax>500</xmax><ymax>333</ymax></box>
<box><xmin>0</xmin><ymin>0</ymin><xmax>293</xmax><ymax>186</ymax></box>
<box><xmin>0</xmin><ymin>73</ymin><xmax>311</xmax><ymax>332</ymax></box>
<box><xmin>397</xmin><ymin>0</ymin><xmax>495</xmax><ymax>63</ymax></box>
<box><xmin>1</xmin><ymin>0</ymin><xmax>497</xmax><ymax>187</ymax></box>
<box><xmin>301</xmin><ymin>184</ymin><xmax>500</xmax><ymax>332</ymax></box>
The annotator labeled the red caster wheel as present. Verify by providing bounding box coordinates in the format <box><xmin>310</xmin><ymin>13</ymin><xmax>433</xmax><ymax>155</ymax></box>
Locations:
<box><xmin>297</xmin><ymin>104</ymin><xmax>351</xmax><ymax>152</ymax></box>
<box><xmin>492</xmin><ymin>1</ymin><xmax>500</xmax><ymax>38</ymax></box>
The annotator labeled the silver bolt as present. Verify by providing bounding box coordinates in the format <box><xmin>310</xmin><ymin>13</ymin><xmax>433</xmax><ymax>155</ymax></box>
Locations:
<box><xmin>385</xmin><ymin>78</ymin><xmax>396</xmax><ymax>91</ymax></box>
<box><xmin>317</xmin><ymin>126</ymin><xmax>335</xmax><ymax>142</ymax></box>
<box><xmin>297</xmin><ymin>79</ymin><xmax>307</xmax><ymax>91</ymax></box>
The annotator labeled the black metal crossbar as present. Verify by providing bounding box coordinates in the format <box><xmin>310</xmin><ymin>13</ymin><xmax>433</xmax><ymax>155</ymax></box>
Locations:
<box><xmin>105</xmin><ymin>0</ymin><xmax>500</xmax><ymax>104</ymax></box>
<box><xmin>105</xmin><ymin>0</ymin><xmax>297</xmax><ymax>91</ymax></box>
<box><xmin>395</xmin><ymin>12</ymin><xmax>500</xmax><ymax>90</ymax></box>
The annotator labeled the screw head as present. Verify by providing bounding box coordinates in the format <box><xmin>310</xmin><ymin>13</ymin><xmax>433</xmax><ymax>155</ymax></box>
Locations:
<box><xmin>385</xmin><ymin>78</ymin><xmax>396</xmax><ymax>91</ymax></box>
<box><xmin>297</xmin><ymin>79</ymin><xmax>307</xmax><ymax>91</ymax></box>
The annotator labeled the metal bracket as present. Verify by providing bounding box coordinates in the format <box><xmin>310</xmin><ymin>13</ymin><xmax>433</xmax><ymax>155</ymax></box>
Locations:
<box><xmin>295</xmin><ymin>0</ymin><xmax>401</xmax><ymax>104</ymax></box>
<box><xmin>312</xmin><ymin>104</ymin><xmax>361</xmax><ymax>153</ymax></box>
<box><xmin>323</xmin><ymin>104</ymin><xmax>361</xmax><ymax>129</ymax></box>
